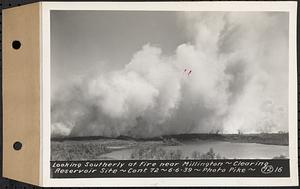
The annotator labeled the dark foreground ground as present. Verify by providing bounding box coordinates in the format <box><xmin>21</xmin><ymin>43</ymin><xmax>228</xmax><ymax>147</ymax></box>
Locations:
<box><xmin>51</xmin><ymin>133</ymin><xmax>288</xmax><ymax>161</ymax></box>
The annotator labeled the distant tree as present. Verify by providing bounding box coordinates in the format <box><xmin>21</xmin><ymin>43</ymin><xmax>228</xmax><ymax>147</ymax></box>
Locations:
<box><xmin>238</xmin><ymin>130</ymin><xmax>243</xmax><ymax>135</ymax></box>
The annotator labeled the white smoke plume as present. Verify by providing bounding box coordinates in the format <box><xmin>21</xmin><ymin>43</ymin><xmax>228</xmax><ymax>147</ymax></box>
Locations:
<box><xmin>51</xmin><ymin>12</ymin><xmax>288</xmax><ymax>138</ymax></box>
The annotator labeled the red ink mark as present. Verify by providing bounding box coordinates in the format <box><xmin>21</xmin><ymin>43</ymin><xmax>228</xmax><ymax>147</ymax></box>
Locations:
<box><xmin>188</xmin><ymin>70</ymin><xmax>192</xmax><ymax>76</ymax></box>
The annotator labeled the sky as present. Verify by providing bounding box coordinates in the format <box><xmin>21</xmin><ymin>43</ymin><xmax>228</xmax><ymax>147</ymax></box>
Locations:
<box><xmin>51</xmin><ymin>11</ymin><xmax>189</xmax><ymax>94</ymax></box>
<box><xmin>51</xmin><ymin>11</ymin><xmax>289</xmax><ymax>138</ymax></box>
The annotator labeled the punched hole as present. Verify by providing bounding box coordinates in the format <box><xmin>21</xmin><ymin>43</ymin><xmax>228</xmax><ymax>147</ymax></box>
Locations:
<box><xmin>13</xmin><ymin>141</ymin><xmax>22</xmax><ymax>151</ymax></box>
<box><xmin>12</xmin><ymin>40</ymin><xmax>21</xmax><ymax>49</ymax></box>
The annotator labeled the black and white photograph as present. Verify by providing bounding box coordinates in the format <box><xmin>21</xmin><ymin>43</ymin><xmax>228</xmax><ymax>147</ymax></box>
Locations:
<box><xmin>50</xmin><ymin>10</ymin><xmax>290</xmax><ymax>161</ymax></box>
<box><xmin>1</xmin><ymin>1</ymin><xmax>297</xmax><ymax>187</ymax></box>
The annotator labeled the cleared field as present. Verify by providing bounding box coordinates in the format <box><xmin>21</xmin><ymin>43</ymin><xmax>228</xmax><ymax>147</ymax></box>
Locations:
<box><xmin>51</xmin><ymin>139</ymin><xmax>162</xmax><ymax>161</ymax></box>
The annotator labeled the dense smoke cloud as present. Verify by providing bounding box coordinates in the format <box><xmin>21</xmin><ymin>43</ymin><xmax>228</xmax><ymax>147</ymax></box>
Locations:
<box><xmin>51</xmin><ymin>12</ymin><xmax>288</xmax><ymax>138</ymax></box>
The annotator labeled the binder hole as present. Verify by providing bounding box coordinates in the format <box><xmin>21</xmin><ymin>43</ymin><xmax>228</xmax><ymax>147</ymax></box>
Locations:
<box><xmin>13</xmin><ymin>141</ymin><xmax>22</xmax><ymax>150</ymax></box>
<box><xmin>12</xmin><ymin>40</ymin><xmax>21</xmax><ymax>49</ymax></box>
